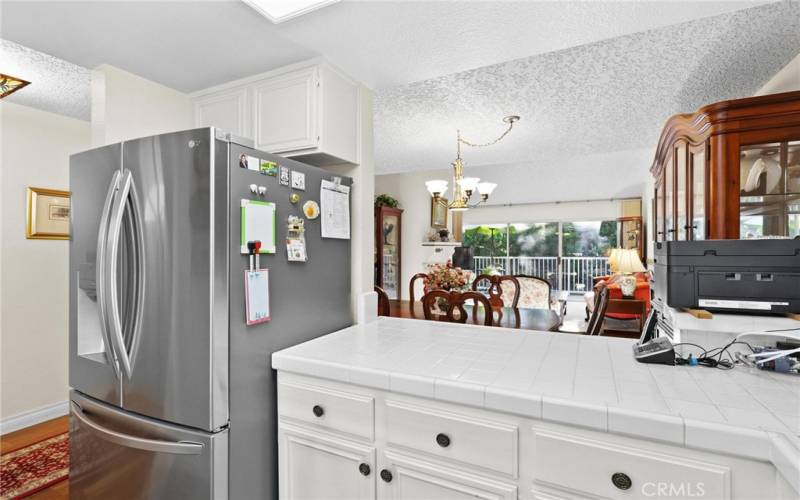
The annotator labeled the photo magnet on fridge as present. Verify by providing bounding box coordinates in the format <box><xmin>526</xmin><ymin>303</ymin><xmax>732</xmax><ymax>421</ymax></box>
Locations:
<box><xmin>260</xmin><ymin>160</ymin><xmax>278</xmax><ymax>176</ymax></box>
<box><xmin>246</xmin><ymin>155</ymin><xmax>260</xmax><ymax>172</ymax></box>
<box><xmin>279</xmin><ymin>165</ymin><xmax>290</xmax><ymax>186</ymax></box>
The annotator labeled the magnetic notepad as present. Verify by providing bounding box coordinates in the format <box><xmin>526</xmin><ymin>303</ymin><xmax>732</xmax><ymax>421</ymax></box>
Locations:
<box><xmin>244</xmin><ymin>269</ymin><xmax>270</xmax><ymax>325</ymax></box>
<box><xmin>241</xmin><ymin>199</ymin><xmax>276</xmax><ymax>254</ymax></box>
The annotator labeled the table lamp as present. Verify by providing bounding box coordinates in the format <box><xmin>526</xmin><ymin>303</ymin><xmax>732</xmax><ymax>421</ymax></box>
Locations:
<box><xmin>607</xmin><ymin>248</ymin><xmax>622</xmax><ymax>274</ymax></box>
<box><xmin>616</xmin><ymin>249</ymin><xmax>646</xmax><ymax>297</ymax></box>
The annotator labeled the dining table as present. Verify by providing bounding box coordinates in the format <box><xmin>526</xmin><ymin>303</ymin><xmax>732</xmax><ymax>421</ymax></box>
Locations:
<box><xmin>390</xmin><ymin>300</ymin><xmax>563</xmax><ymax>332</ymax></box>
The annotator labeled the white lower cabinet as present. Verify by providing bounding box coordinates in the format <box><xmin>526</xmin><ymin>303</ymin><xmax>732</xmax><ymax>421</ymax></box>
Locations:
<box><xmin>377</xmin><ymin>450</ymin><xmax>517</xmax><ymax>500</ymax></box>
<box><xmin>278</xmin><ymin>423</ymin><xmax>375</xmax><ymax>500</ymax></box>
<box><xmin>276</xmin><ymin>373</ymin><xmax>791</xmax><ymax>500</ymax></box>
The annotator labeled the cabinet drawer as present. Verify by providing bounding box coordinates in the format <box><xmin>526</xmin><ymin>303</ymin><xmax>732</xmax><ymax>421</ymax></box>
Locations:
<box><xmin>532</xmin><ymin>429</ymin><xmax>730</xmax><ymax>499</ymax></box>
<box><xmin>385</xmin><ymin>400</ymin><xmax>518</xmax><ymax>477</ymax></box>
<box><xmin>278</xmin><ymin>380</ymin><xmax>374</xmax><ymax>440</ymax></box>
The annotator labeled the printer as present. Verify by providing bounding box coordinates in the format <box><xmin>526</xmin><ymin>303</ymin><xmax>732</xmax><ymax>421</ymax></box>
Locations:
<box><xmin>654</xmin><ymin>239</ymin><xmax>800</xmax><ymax>314</ymax></box>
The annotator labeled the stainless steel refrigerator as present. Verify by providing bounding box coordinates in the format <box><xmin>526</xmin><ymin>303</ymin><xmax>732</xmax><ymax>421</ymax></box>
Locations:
<box><xmin>69</xmin><ymin>128</ymin><xmax>352</xmax><ymax>499</ymax></box>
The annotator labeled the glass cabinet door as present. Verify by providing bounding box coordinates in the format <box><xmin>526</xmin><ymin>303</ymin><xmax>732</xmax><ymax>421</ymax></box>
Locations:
<box><xmin>676</xmin><ymin>143</ymin><xmax>687</xmax><ymax>240</ymax></box>
<box><xmin>740</xmin><ymin>141</ymin><xmax>800</xmax><ymax>238</ymax></box>
<box><xmin>380</xmin><ymin>213</ymin><xmax>400</xmax><ymax>299</ymax></box>
<box><xmin>665</xmin><ymin>155</ymin><xmax>675</xmax><ymax>241</ymax></box>
<box><xmin>690</xmin><ymin>146</ymin><xmax>706</xmax><ymax>240</ymax></box>
<box><xmin>655</xmin><ymin>181</ymin><xmax>664</xmax><ymax>242</ymax></box>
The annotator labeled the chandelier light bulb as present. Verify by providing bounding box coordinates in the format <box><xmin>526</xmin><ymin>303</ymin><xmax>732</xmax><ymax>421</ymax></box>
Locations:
<box><xmin>425</xmin><ymin>179</ymin><xmax>448</xmax><ymax>198</ymax></box>
<box><xmin>477</xmin><ymin>182</ymin><xmax>497</xmax><ymax>197</ymax></box>
<box><xmin>459</xmin><ymin>177</ymin><xmax>480</xmax><ymax>195</ymax></box>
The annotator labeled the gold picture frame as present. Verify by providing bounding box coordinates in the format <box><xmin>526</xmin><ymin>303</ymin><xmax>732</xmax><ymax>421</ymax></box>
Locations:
<box><xmin>431</xmin><ymin>197</ymin><xmax>448</xmax><ymax>229</ymax></box>
<box><xmin>26</xmin><ymin>187</ymin><xmax>71</xmax><ymax>240</ymax></box>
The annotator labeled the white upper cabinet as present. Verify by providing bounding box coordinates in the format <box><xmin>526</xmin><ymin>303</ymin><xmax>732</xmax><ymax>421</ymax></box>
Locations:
<box><xmin>192</xmin><ymin>61</ymin><xmax>360</xmax><ymax>166</ymax></box>
<box><xmin>254</xmin><ymin>66</ymin><xmax>318</xmax><ymax>154</ymax></box>
<box><xmin>194</xmin><ymin>87</ymin><xmax>250</xmax><ymax>139</ymax></box>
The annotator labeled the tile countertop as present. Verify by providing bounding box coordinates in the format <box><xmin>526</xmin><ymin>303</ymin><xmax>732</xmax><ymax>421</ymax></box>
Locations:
<box><xmin>272</xmin><ymin>317</ymin><xmax>800</xmax><ymax>492</ymax></box>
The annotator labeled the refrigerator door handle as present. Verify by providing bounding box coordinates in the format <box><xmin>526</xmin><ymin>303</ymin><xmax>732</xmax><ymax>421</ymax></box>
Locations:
<box><xmin>70</xmin><ymin>402</ymin><xmax>204</xmax><ymax>455</ymax></box>
<box><xmin>96</xmin><ymin>170</ymin><xmax>122</xmax><ymax>378</ymax></box>
<box><xmin>125</xmin><ymin>174</ymin><xmax>145</xmax><ymax>371</ymax></box>
<box><xmin>106</xmin><ymin>169</ymin><xmax>134</xmax><ymax>379</ymax></box>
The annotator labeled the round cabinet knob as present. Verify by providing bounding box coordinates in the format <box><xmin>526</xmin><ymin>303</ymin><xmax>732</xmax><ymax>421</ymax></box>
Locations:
<box><xmin>611</xmin><ymin>472</ymin><xmax>632</xmax><ymax>490</ymax></box>
<box><xmin>380</xmin><ymin>469</ymin><xmax>393</xmax><ymax>483</ymax></box>
<box><xmin>312</xmin><ymin>405</ymin><xmax>324</xmax><ymax>417</ymax></box>
<box><xmin>358</xmin><ymin>463</ymin><xmax>371</xmax><ymax>476</ymax></box>
<box><xmin>436</xmin><ymin>433</ymin><xmax>451</xmax><ymax>448</ymax></box>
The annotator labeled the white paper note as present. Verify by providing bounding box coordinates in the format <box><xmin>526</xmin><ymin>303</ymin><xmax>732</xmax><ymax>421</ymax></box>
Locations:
<box><xmin>240</xmin><ymin>199</ymin><xmax>276</xmax><ymax>253</ymax></box>
<box><xmin>320</xmin><ymin>179</ymin><xmax>350</xmax><ymax>239</ymax></box>
<box><xmin>245</xmin><ymin>269</ymin><xmax>270</xmax><ymax>325</ymax></box>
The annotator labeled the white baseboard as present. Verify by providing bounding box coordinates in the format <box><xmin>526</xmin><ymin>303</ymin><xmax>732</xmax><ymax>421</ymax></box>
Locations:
<box><xmin>0</xmin><ymin>400</ymin><xmax>69</xmax><ymax>435</ymax></box>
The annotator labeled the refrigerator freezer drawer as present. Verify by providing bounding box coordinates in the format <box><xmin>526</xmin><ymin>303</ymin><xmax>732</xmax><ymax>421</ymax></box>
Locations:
<box><xmin>69</xmin><ymin>390</ymin><xmax>228</xmax><ymax>500</ymax></box>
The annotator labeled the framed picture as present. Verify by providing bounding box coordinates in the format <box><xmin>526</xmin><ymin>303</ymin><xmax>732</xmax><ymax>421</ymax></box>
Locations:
<box><xmin>26</xmin><ymin>187</ymin><xmax>71</xmax><ymax>240</ymax></box>
<box><xmin>431</xmin><ymin>197</ymin><xmax>448</xmax><ymax>228</ymax></box>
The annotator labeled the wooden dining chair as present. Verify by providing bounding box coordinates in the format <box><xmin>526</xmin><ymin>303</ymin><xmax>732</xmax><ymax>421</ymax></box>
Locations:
<box><xmin>559</xmin><ymin>285</ymin><xmax>610</xmax><ymax>335</ymax></box>
<box><xmin>422</xmin><ymin>290</ymin><xmax>494</xmax><ymax>326</ymax></box>
<box><xmin>374</xmin><ymin>286</ymin><xmax>391</xmax><ymax>317</ymax></box>
<box><xmin>409</xmin><ymin>273</ymin><xmax>428</xmax><ymax>311</ymax></box>
<box><xmin>471</xmin><ymin>274</ymin><xmax>520</xmax><ymax>322</ymax></box>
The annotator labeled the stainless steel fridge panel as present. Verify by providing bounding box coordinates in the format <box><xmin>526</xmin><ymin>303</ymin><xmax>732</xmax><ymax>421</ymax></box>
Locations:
<box><xmin>120</xmin><ymin>129</ymin><xmax>229</xmax><ymax>431</ymax></box>
<box><xmin>70</xmin><ymin>143</ymin><xmax>123</xmax><ymax>406</ymax></box>
<box><xmin>69</xmin><ymin>390</ymin><xmax>227</xmax><ymax>500</ymax></box>
<box><xmin>227</xmin><ymin>143</ymin><xmax>353</xmax><ymax>500</ymax></box>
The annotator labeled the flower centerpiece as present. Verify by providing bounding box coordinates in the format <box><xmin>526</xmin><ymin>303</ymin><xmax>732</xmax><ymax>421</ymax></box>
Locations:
<box><xmin>424</xmin><ymin>261</ymin><xmax>472</xmax><ymax>314</ymax></box>
<box><xmin>424</xmin><ymin>261</ymin><xmax>471</xmax><ymax>291</ymax></box>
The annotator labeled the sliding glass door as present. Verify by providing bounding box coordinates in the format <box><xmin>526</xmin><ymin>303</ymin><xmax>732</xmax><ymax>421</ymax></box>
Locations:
<box><xmin>464</xmin><ymin>220</ymin><xmax>617</xmax><ymax>293</ymax></box>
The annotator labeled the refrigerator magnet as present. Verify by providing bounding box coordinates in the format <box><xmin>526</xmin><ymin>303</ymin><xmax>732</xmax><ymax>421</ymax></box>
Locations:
<box><xmin>245</xmin><ymin>269</ymin><xmax>270</xmax><ymax>325</ymax></box>
<box><xmin>245</xmin><ymin>155</ymin><xmax>260</xmax><ymax>172</ymax></box>
<box><xmin>279</xmin><ymin>165</ymin><xmax>290</xmax><ymax>186</ymax></box>
<box><xmin>291</xmin><ymin>171</ymin><xmax>306</xmax><ymax>190</ymax></box>
<box><xmin>240</xmin><ymin>199</ymin><xmax>277</xmax><ymax>254</ymax></box>
<box><xmin>259</xmin><ymin>160</ymin><xmax>278</xmax><ymax>176</ymax></box>
<box><xmin>302</xmin><ymin>200</ymin><xmax>319</xmax><ymax>219</ymax></box>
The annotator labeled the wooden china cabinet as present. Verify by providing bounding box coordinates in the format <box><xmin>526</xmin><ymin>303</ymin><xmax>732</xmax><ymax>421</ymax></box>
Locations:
<box><xmin>375</xmin><ymin>206</ymin><xmax>403</xmax><ymax>300</ymax></box>
<box><xmin>651</xmin><ymin>90</ymin><xmax>800</xmax><ymax>243</ymax></box>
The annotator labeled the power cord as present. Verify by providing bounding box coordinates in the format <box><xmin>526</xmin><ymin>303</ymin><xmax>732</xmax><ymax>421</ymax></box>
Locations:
<box><xmin>672</xmin><ymin>340</ymin><xmax>756</xmax><ymax>370</ymax></box>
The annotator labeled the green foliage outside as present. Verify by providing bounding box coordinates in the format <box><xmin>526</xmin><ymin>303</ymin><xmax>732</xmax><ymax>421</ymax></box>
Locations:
<box><xmin>463</xmin><ymin>220</ymin><xmax>618</xmax><ymax>258</ymax></box>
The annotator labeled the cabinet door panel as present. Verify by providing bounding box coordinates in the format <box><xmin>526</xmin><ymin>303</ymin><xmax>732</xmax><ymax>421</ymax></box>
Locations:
<box><xmin>254</xmin><ymin>68</ymin><xmax>318</xmax><ymax>153</ymax></box>
<box><xmin>665</xmin><ymin>154</ymin><xmax>675</xmax><ymax>241</ymax></box>
<box><xmin>690</xmin><ymin>145</ymin><xmax>706</xmax><ymax>240</ymax></box>
<box><xmin>194</xmin><ymin>88</ymin><xmax>249</xmax><ymax>138</ymax></box>
<box><xmin>379</xmin><ymin>451</ymin><xmax>516</xmax><ymax>500</ymax></box>
<box><xmin>279</xmin><ymin>424</ymin><xmax>375</xmax><ymax>500</ymax></box>
<box><xmin>655</xmin><ymin>182</ymin><xmax>664</xmax><ymax>242</ymax></box>
<box><xmin>676</xmin><ymin>143</ymin><xmax>688</xmax><ymax>240</ymax></box>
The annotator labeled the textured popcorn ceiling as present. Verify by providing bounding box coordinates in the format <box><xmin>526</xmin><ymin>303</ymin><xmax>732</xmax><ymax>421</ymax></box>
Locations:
<box><xmin>0</xmin><ymin>39</ymin><xmax>90</xmax><ymax>120</ymax></box>
<box><xmin>375</xmin><ymin>1</ymin><xmax>800</xmax><ymax>180</ymax></box>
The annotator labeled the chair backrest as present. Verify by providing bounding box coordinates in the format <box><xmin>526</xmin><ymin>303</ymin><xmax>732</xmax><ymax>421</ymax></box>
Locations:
<box><xmin>514</xmin><ymin>275</ymin><xmax>551</xmax><ymax>309</ymax></box>
<box><xmin>586</xmin><ymin>285</ymin><xmax>610</xmax><ymax>335</ymax></box>
<box><xmin>409</xmin><ymin>273</ymin><xmax>428</xmax><ymax>307</ymax></box>
<box><xmin>422</xmin><ymin>290</ymin><xmax>493</xmax><ymax>326</ymax></box>
<box><xmin>471</xmin><ymin>274</ymin><xmax>520</xmax><ymax>310</ymax></box>
<box><xmin>374</xmin><ymin>286</ymin><xmax>391</xmax><ymax>317</ymax></box>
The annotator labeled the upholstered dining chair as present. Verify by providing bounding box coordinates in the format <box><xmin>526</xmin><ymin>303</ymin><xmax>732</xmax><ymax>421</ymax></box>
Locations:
<box><xmin>374</xmin><ymin>286</ymin><xmax>391</xmax><ymax>317</ymax></box>
<box><xmin>409</xmin><ymin>273</ymin><xmax>428</xmax><ymax>312</ymax></box>
<box><xmin>513</xmin><ymin>275</ymin><xmax>551</xmax><ymax>309</ymax></box>
<box><xmin>422</xmin><ymin>290</ymin><xmax>494</xmax><ymax>326</ymax></box>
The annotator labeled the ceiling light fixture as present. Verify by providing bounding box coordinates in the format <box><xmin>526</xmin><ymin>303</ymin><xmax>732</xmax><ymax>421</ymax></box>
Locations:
<box><xmin>242</xmin><ymin>0</ymin><xmax>340</xmax><ymax>23</ymax></box>
<box><xmin>426</xmin><ymin>115</ymin><xmax>519</xmax><ymax>211</ymax></box>
<box><xmin>0</xmin><ymin>73</ymin><xmax>31</xmax><ymax>99</ymax></box>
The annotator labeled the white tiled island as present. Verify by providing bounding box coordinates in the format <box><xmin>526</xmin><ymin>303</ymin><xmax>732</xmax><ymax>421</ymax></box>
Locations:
<box><xmin>272</xmin><ymin>317</ymin><xmax>800</xmax><ymax>500</ymax></box>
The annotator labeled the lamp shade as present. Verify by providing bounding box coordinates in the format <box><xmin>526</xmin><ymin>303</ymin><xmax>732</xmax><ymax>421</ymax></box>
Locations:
<box><xmin>460</xmin><ymin>177</ymin><xmax>480</xmax><ymax>192</ymax></box>
<box><xmin>616</xmin><ymin>249</ymin><xmax>646</xmax><ymax>274</ymax></box>
<box><xmin>476</xmin><ymin>182</ymin><xmax>497</xmax><ymax>196</ymax></box>
<box><xmin>425</xmin><ymin>180</ymin><xmax>448</xmax><ymax>197</ymax></box>
<box><xmin>608</xmin><ymin>248</ymin><xmax>622</xmax><ymax>273</ymax></box>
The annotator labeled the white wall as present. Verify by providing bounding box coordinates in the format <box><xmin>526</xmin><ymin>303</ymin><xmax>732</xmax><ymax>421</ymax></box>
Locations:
<box><xmin>323</xmin><ymin>86</ymin><xmax>375</xmax><ymax>317</ymax></box>
<box><xmin>755</xmin><ymin>52</ymin><xmax>800</xmax><ymax>96</ymax></box>
<box><xmin>463</xmin><ymin>199</ymin><xmax>625</xmax><ymax>225</ymax></box>
<box><xmin>92</xmin><ymin>64</ymin><xmax>193</xmax><ymax>146</ymax></box>
<box><xmin>0</xmin><ymin>102</ymin><xmax>91</xmax><ymax>422</ymax></box>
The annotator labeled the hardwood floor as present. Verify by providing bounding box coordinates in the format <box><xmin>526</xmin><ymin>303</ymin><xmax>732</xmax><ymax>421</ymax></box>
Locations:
<box><xmin>1</xmin><ymin>416</ymin><xmax>70</xmax><ymax>499</ymax></box>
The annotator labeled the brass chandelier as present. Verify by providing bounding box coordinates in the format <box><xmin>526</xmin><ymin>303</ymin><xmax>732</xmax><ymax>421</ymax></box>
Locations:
<box><xmin>426</xmin><ymin>115</ymin><xmax>519</xmax><ymax>211</ymax></box>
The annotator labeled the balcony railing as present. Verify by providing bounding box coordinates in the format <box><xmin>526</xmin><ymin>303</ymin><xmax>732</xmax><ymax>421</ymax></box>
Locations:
<box><xmin>472</xmin><ymin>256</ymin><xmax>611</xmax><ymax>293</ymax></box>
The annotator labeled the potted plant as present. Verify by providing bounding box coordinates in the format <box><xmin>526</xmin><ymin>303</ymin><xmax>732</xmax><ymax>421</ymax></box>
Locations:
<box><xmin>375</xmin><ymin>194</ymin><xmax>400</xmax><ymax>208</ymax></box>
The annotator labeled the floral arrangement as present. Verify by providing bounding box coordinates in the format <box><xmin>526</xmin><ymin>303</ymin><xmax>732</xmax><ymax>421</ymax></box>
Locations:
<box><xmin>425</xmin><ymin>261</ymin><xmax>471</xmax><ymax>291</ymax></box>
